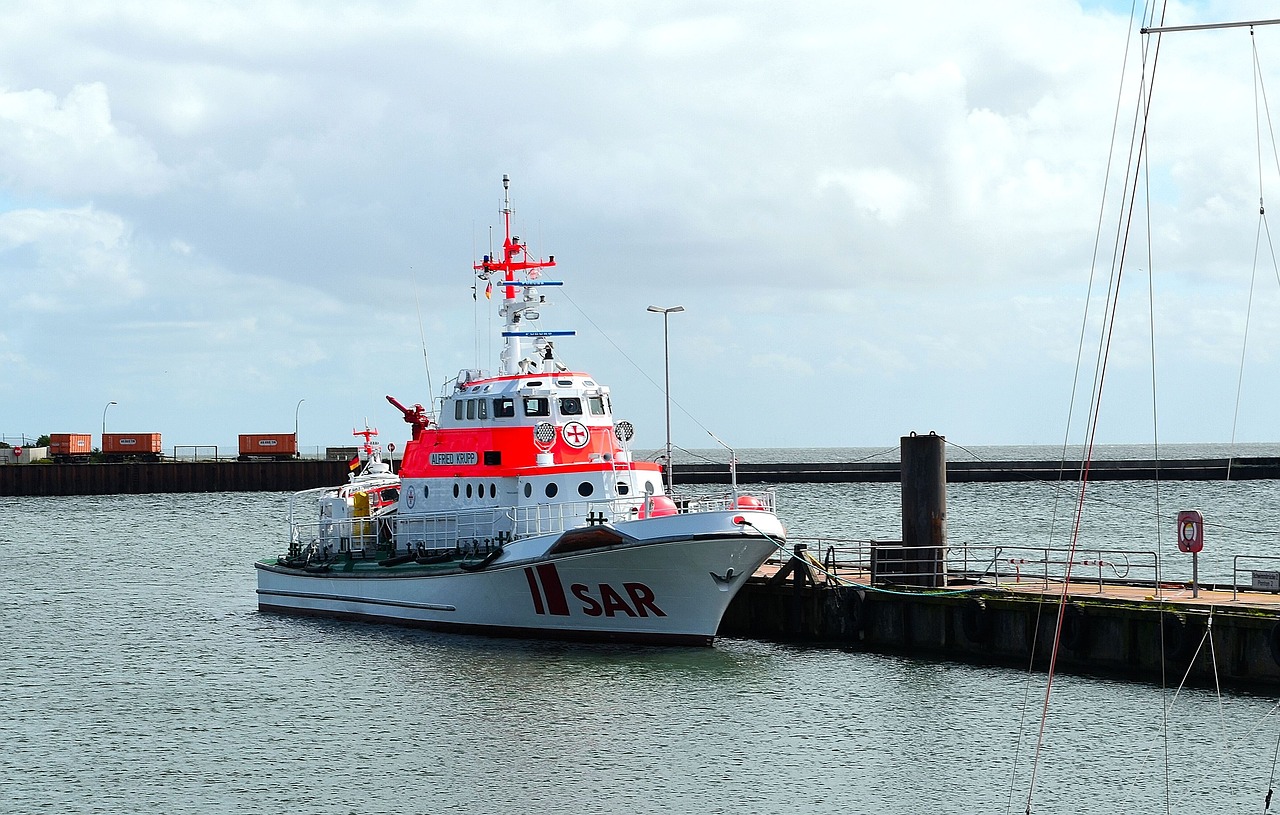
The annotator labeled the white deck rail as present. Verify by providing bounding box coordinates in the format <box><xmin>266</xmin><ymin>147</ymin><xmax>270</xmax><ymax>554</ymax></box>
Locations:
<box><xmin>288</xmin><ymin>489</ymin><xmax>778</xmax><ymax>557</ymax></box>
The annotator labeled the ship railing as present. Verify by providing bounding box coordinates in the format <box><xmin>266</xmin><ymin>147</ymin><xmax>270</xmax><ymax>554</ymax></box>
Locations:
<box><xmin>289</xmin><ymin>513</ymin><xmax>388</xmax><ymax>556</ymax></box>
<box><xmin>511</xmin><ymin>489</ymin><xmax>779</xmax><ymax>537</ymax></box>
<box><xmin>289</xmin><ymin>489</ymin><xmax>782</xmax><ymax>555</ymax></box>
<box><xmin>393</xmin><ymin>508</ymin><xmax>508</xmax><ymax>553</ymax></box>
<box><xmin>671</xmin><ymin>489</ymin><xmax>777</xmax><ymax>515</ymax></box>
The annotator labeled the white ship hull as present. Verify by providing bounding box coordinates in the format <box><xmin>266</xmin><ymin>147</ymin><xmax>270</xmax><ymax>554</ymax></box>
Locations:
<box><xmin>256</xmin><ymin>510</ymin><xmax>782</xmax><ymax>645</ymax></box>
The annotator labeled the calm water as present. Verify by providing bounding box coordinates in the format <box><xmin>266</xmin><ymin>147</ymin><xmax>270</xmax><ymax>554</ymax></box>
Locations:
<box><xmin>5</xmin><ymin>450</ymin><xmax>1280</xmax><ymax>814</ymax></box>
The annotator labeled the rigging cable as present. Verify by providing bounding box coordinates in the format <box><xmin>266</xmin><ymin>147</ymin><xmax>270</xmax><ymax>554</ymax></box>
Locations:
<box><xmin>1023</xmin><ymin>2</ymin><xmax>1170</xmax><ymax>812</ymax></box>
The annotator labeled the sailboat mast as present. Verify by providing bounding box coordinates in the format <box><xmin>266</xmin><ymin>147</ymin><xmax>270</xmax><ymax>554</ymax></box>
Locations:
<box><xmin>1143</xmin><ymin>17</ymin><xmax>1280</xmax><ymax>34</ymax></box>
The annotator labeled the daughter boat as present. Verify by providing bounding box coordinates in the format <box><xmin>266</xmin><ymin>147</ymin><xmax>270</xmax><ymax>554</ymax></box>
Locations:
<box><xmin>254</xmin><ymin>176</ymin><xmax>786</xmax><ymax>645</ymax></box>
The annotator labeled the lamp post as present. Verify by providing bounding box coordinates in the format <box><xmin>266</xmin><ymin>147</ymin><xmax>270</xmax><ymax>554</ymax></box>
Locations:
<box><xmin>102</xmin><ymin>401</ymin><xmax>117</xmax><ymax>440</ymax></box>
<box><xmin>646</xmin><ymin>305</ymin><xmax>684</xmax><ymax>494</ymax></box>
<box><xmin>294</xmin><ymin>398</ymin><xmax>306</xmax><ymax>457</ymax></box>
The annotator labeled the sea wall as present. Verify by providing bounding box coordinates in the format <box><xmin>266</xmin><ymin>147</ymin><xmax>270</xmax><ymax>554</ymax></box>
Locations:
<box><xmin>0</xmin><ymin>461</ymin><xmax>349</xmax><ymax>496</ymax></box>
<box><xmin>676</xmin><ymin>456</ymin><xmax>1280</xmax><ymax>483</ymax></box>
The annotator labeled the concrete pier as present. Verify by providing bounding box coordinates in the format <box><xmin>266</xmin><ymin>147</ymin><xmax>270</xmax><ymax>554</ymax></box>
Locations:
<box><xmin>719</xmin><ymin>570</ymin><xmax>1280</xmax><ymax>689</ymax></box>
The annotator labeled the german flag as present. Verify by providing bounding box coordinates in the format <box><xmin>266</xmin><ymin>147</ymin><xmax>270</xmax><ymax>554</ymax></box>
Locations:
<box><xmin>348</xmin><ymin>454</ymin><xmax>361</xmax><ymax>472</ymax></box>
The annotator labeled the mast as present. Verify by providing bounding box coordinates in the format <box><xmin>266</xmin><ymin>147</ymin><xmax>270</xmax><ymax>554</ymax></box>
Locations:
<box><xmin>473</xmin><ymin>175</ymin><xmax>572</xmax><ymax>376</ymax></box>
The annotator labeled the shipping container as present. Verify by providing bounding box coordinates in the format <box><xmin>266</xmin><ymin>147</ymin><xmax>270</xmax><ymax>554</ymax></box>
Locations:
<box><xmin>49</xmin><ymin>433</ymin><xmax>92</xmax><ymax>463</ymax></box>
<box><xmin>102</xmin><ymin>433</ymin><xmax>163</xmax><ymax>455</ymax></box>
<box><xmin>238</xmin><ymin>433</ymin><xmax>299</xmax><ymax>460</ymax></box>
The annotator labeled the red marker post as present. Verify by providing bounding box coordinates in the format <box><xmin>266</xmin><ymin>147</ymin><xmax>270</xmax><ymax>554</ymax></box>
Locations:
<box><xmin>1177</xmin><ymin>510</ymin><xmax>1204</xmax><ymax>598</ymax></box>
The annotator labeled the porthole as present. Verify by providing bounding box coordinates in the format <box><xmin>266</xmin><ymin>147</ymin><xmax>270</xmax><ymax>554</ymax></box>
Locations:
<box><xmin>489</xmin><ymin>483</ymin><xmax>496</xmax><ymax>498</ymax></box>
<box><xmin>545</xmin><ymin>482</ymin><xmax>559</xmax><ymax>498</ymax></box>
<box><xmin>523</xmin><ymin>483</ymin><xmax>532</xmax><ymax>498</ymax></box>
<box><xmin>578</xmin><ymin>481</ymin><xmax>594</xmax><ymax>497</ymax></box>
<box><xmin>616</xmin><ymin>483</ymin><xmax>629</xmax><ymax>496</ymax></box>
<box><xmin>453</xmin><ymin>484</ymin><xmax>459</xmax><ymax>498</ymax></box>
<box><xmin>466</xmin><ymin>483</ymin><xmax>473</xmax><ymax>498</ymax></box>
<box><xmin>424</xmin><ymin>484</ymin><xmax>430</xmax><ymax>499</ymax></box>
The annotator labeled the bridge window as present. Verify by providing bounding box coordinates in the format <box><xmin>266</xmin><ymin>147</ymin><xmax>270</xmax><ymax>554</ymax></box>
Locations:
<box><xmin>466</xmin><ymin>400</ymin><xmax>476</xmax><ymax>420</ymax></box>
<box><xmin>494</xmin><ymin>398</ymin><xmax>515</xmax><ymax>418</ymax></box>
<box><xmin>524</xmin><ymin>397</ymin><xmax>550</xmax><ymax>417</ymax></box>
<box><xmin>454</xmin><ymin>400</ymin><xmax>464</xmax><ymax>421</ymax></box>
<box><xmin>477</xmin><ymin>399</ymin><xmax>489</xmax><ymax>420</ymax></box>
<box><xmin>559</xmin><ymin>397</ymin><xmax>583</xmax><ymax>416</ymax></box>
<box><xmin>588</xmin><ymin>396</ymin><xmax>605</xmax><ymax>415</ymax></box>
<box><xmin>616</xmin><ymin>482</ymin><xmax>629</xmax><ymax>496</ymax></box>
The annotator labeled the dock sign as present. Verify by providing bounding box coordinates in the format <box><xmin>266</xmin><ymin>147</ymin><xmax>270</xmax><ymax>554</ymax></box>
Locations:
<box><xmin>1177</xmin><ymin>510</ymin><xmax>1204</xmax><ymax>553</ymax></box>
<box><xmin>1253</xmin><ymin>570</ymin><xmax>1280</xmax><ymax>592</ymax></box>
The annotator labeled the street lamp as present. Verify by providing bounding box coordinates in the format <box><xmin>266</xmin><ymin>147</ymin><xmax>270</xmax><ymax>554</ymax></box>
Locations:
<box><xmin>102</xmin><ymin>401</ymin><xmax>117</xmax><ymax>439</ymax></box>
<box><xmin>646</xmin><ymin>305</ymin><xmax>684</xmax><ymax>494</ymax></box>
<box><xmin>294</xmin><ymin>398</ymin><xmax>306</xmax><ymax>455</ymax></box>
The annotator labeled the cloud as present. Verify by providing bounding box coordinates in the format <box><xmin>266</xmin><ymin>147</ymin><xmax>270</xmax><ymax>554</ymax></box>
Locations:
<box><xmin>0</xmin><ymin>1</ymin><xmax>1278</xmax><ymax>449</ymax></box>
<box><xmin>0</xmin><ymin>206</ymin><xmax>144</xmax><ymax>309</ymax></box>
<box><xmin>0</xmin><ymin>83</ymin><xmax>172</xmax><ymax>197</ymax></box>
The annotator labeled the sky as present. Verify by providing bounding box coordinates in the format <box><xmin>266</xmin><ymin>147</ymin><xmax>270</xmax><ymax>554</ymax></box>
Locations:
<box><xmin>4</xmin><ymin>0</ymin><xmax>1280</xmax><ymax>456</ymax></box>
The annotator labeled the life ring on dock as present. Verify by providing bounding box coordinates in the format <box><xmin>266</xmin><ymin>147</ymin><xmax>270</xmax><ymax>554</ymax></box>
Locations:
<box><xmin>960</xmin><ymin>599</ymin><xmax>990</xmax><ymax>644</ymax></box>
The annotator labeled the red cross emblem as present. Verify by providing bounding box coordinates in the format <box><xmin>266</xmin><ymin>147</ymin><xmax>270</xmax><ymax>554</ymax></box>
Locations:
<box><xmin>561</xmin><ymin>421</ymin><xmax>590</xmax><ymax>449</ymax></box>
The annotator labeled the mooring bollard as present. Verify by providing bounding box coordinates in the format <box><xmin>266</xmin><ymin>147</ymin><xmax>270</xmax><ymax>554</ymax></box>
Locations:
<box><xmin>901</xmin><ymin>431</ymin><xmax>947</xmax><ymax>588</ymax></box>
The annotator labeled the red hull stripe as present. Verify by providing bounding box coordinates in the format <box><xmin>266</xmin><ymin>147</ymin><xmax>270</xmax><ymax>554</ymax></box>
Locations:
<box><xmin>524</xmin><ymin>567</ymin><xmax>546</xmax><ymax>615</ymax></box>
<box><xmin>536</xmin><ymin>563</ymin><xmax>570</xmax><ymax>616</ymax></box>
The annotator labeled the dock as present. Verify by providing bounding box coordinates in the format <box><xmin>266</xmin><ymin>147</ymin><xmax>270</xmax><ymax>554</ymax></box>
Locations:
<box><xmin>719</xmin><ymin>433</ymin><xmax>1280</xmax><ymax>689</ymax></box>
<box><xmin>721</xmin><ymin>550</ymin><xmax>1280</xmax><ymax>688</ymax></box>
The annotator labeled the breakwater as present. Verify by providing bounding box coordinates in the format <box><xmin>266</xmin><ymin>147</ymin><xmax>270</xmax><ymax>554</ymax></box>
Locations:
<box><xmin>675</xmin><ymin>456</ymin><xmax>1280</xmax><ymax>483</ymax></box>
<box><xmin>5</xmin><ymin>455</ymin><xmax>1280</xmax><ymax>496</ymax></box>
<box><xmin>0</xmin><ymin>460</ymin><xmax>348</xmax><ymax>496</ymax></box>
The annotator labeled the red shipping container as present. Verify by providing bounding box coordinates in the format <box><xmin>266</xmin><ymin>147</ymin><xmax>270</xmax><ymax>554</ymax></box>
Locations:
<box><xmin>239</xmin><ymin>433</ymin><xmax>298</xmax><ymax>456</ymax></box>
<box><xmin>49</xmin><ymin>433</ymin><xmax>92</xmax><ymax>457</ymax></box>
<box><xmin>102</xmin><ymin>433</ymin><xmax>163</xmax><ymax>454</ymax></box>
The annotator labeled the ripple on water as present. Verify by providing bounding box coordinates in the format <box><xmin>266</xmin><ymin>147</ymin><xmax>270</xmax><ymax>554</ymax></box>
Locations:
<box><xmin>1</xmin><ymin>486</ymin><xmax>1277</xmax><ymax>814</ymax></box>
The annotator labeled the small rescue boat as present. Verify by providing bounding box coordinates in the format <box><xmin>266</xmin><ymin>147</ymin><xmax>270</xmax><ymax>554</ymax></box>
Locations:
<box><xmin>254</xmin><ymin>175</ymin><xmax>786</xmax><ymax>645</ymax></box>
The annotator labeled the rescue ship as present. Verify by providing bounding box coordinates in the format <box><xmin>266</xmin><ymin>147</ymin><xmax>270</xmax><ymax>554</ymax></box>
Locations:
<box><xmin>254</xmin><ymin>175</ymin><xmax>786</xmax><ymax>645</ymax></box>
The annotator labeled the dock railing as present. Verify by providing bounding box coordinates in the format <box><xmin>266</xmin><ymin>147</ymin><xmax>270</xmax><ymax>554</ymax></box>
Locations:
<box><xmin>792</xmin><ymin>538</ymin><xmax>1163</xmax><ymax>592</ymax></box>
<box><xmin>1231</xmin><ymin>555</ymin><xmax>1280</xmax><ymax>599</ymax></box>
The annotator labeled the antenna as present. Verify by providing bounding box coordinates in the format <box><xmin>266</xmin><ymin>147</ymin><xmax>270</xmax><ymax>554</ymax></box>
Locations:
<box><xmin>409</xmin><ymin>266</ymin><xmax>436</xmax><ymax>417</ymax></box>
<box><xmin>706</xmin><ymin>428</ymin><xmax>739</xmax><ymax>500</ymax></box>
